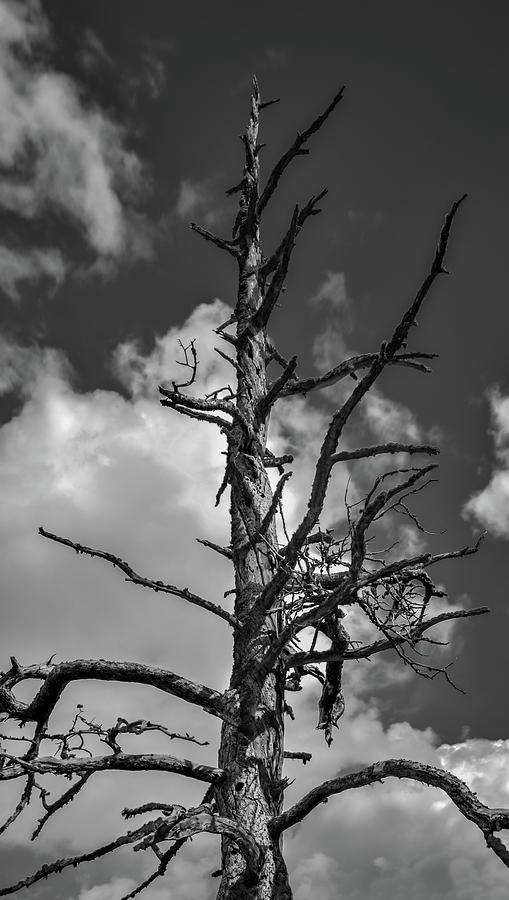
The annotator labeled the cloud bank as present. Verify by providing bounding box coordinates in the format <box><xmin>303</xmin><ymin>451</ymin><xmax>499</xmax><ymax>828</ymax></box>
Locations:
<box><xmin>0</xmin><ymin>301</ymin><xmax>507</xmax><ymax>899</ymax></box>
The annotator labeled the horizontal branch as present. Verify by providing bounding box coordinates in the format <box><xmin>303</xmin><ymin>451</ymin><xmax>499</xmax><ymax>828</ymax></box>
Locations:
<box><xmin>279</xmin><ymin>351</ymin><xmax>437</xmax><ymax>399</ymax></box>
<box><xmin>271</xmin><ymin>758</ymin><xmax>509</xmax><ymax>870</ymax></box>
<box><xmin>158</xmin><ymin>386</ymin><xmax>240</xmax><ymax>428</ymax></box>
<box><xmin>358</xmin><ymin>533</ymin><xmax>485</xmax><ymax>589</ymax></box>
<box><xmin>314</xmin><ymin>533</ymin><xmax>484</xmax><ymax>592</ymax></box>
<box><xmin>284</xmin><ymin>606</ymin><xmax>490</xmax><ymax>669</ymax></box>
<box><xmin>162</xmin><ymin>404</ymin><xmax>230</xmax><ymax>428</ymax></box>
<box><xmin>0</xmin><ymin>752</ymin><xmax>224</xmax><ymax>785</ymax></box>
<box><xmin>0</xmin><ymin>658</ymin><xmax>226</xmax><ymax>726</ymax></box>
<box><xmin>263</xmin><ymin>452</ymin><xmax>294</xmax><ymax>469</ymax></box>
<box><xmin>284</xmin><ymin>750</ymin><xmax>312</xmax><ymax>764</ymax></box>
<box><xmin>330</xmin><ymin>442</ymin><xmax>439</xmax><ymax>464</ymax></box>
<box><xmin>39</xmin><ymin>527</ymin><xmax>238</xmax><ymax>629</ymax></box>
<box><xmin>346</xmin><ymin>606</ymin><xmax>490</xmax><ymax>659</ymax></box>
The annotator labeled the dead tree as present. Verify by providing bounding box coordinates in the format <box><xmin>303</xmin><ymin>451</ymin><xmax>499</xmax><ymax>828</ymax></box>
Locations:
<box><xmin>0</xmin><ymin>79</ymin><xmax>507</xmax><ymax>900</ymax></box>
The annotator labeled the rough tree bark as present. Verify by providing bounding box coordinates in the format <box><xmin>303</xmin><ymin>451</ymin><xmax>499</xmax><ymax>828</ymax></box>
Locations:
<box><xmin>0</xmin><ymin>78</ymin><xmax>508</xmax><ymax>900</ymax></box>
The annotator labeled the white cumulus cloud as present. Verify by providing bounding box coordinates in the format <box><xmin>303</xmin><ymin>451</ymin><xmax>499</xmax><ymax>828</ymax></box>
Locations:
<box><xmin>0</xmin><ymin>301</ymin><xmax>507</xmax><ymax>900</ymax></box>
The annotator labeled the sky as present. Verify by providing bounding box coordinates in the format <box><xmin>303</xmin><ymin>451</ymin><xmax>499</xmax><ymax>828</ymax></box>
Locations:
<box><xmin>0</xmin><ymin>0</ymin><xmax>509</xmax><ymax>897</ymax></box>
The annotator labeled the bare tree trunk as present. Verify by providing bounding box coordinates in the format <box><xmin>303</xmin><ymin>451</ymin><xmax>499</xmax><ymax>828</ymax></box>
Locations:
<box><xmin>215</xmin><ymin>233</ymin><xmax>292</xmax><ymax>897</ymax></box>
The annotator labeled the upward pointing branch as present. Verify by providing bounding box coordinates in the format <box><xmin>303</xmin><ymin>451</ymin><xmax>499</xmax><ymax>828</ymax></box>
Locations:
<box><xmin>251</xmin><ymin>195</ymin><xmax>467</xmax><ymax>620</ymax></box>
<box><xmin>257</xmin><ymin>86</ymin><xmax>345</xmax><ymax>216</ymax></box>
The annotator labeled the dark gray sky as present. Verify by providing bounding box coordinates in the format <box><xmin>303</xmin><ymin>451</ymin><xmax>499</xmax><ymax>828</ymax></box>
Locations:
<box><xmin>1</xmin><ymin>1</ymin><xmax>509</xmax><ymax>898</ymax></box>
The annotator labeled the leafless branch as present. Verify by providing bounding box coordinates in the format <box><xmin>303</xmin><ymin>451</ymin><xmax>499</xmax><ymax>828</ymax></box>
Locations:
<box><xmin>38</xmin><ymin>527</ymin><xmax>238</xmax><ymax>628</ymax></box>
<box><xmin>256</xmin><ymin>355</ymin><xmax>298</xmax><ymax>418</ymax></box>
<box><xmin>271</xmin><ymin>757</ymin><xmax>509</xmax><ymax>869</ymax></box>
<box><xmin>0</xmin><ymin>775</ymin><xmax>34</xmax><ymax>837</ymax></box>
<box><xmin>250</xmin><ymin>196</ymin><xmax>466</xmax><ymax>622</ymax></box>
<box><xmin>0</xmin><ymin>656</ymin><xmax>227</xmax><ymax>726</ymax></box>
<box><xmin>159</xmin><ymin>386</ymin><xmax>236</xmax><ymax>425</ymax></box>
<box><xmin>0</xmin><ymin>751</ymin><xmax>225</xmax><ymax>784</ymax></box>
<box><xmin>279</xmin><ymin>351</ymin><xmax>436</xmax><ymax>399</ymax></box>
<box><xmin>260</xmin><ymin>190</ymin><xmax>327</xmax><ymax>281</ymax></box>
<box><xmin>252</xmin><ymin>206</ymin><xmax>299</xmax><ymax>329</ymax></box>
<box><xmin>0</xmin><ymin>818</ymin><xmax>171</xmax><ymax>896</ymax></box>
<box><xmin>257</xmin><ymin>86</ymin><xmax>345</xmax><ymax>215</ymax></box>
<box><xmin>237</xmin><ymin>472</ymin><xmax>292</xmax><ymax>554</ymax></box>
<box><xmin>263</xmin><ymin>451</ymin><xmax>294</xmax><ymax>469</ymax></box>
<box><xmin>284</xmin><ymin>751</ymin><xmax>312</xmax><ymax>764</ymax></box>
<box><xmin>196</xmin><ymin>538</ymin><xmax>233</xmax><ymax>561</ymax></box>
<box><xmin>358</xmin><ymin>532</ymin><xmax>485</xmax><ymax>589</ymax></box>
<box><xmin>189</xmin><ymin>223</ymin><xmax>240</xmax><ymax>258</ymax></box>
<box><xmin>330</xmin><ymin>442</ymin><xmax>439</xmax><ymax>464</ymax></box>
<box><xmin>32</xmin><ymin>773</ymin><xmax>92</xmax><ymax>839</ymax></box>
<box><xmin>171</xmin><ymin>339</ymin><xmax>198</xmax><ymax>392</ymax></box>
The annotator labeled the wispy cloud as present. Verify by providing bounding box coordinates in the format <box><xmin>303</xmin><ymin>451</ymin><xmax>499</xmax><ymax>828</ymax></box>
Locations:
<box><xmin>77</xmin><ymin>27</ymin><xmax>113</xmax><ymax>74</ymax></box>
<box><xmin>0</xmin><ymin>245</ymin><xmax>65</xmax><ymax>301</ymax></box>
<box><xmin>0</xmin><ymin>0</ymin><xmax>153</xmax><ymax>299</ymax></box>
<box><xmin>309</xmin><ymin>271</ymin><xmax>349</xmax><ymax>308</ymax></box>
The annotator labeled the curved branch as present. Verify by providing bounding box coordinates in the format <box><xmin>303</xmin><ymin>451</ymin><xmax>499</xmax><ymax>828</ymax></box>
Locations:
<box><xmin>0</xmin><ymin>751</ymin><xmax>225</xmax><ymax>784</ymax></box>
<box><xmin>271</xmin><ymin>758</ymin><xmax>509</xmax><ymax>870</ymax></box>
<box><xmin>0</xmin><ymin>658</ymin><xmax>226</xmax><ymax>725</ymax></box>
<box><xmin>39</xmin><ymin>527</ymin><xmax>238</xmax><ymax>629</ymax></box>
